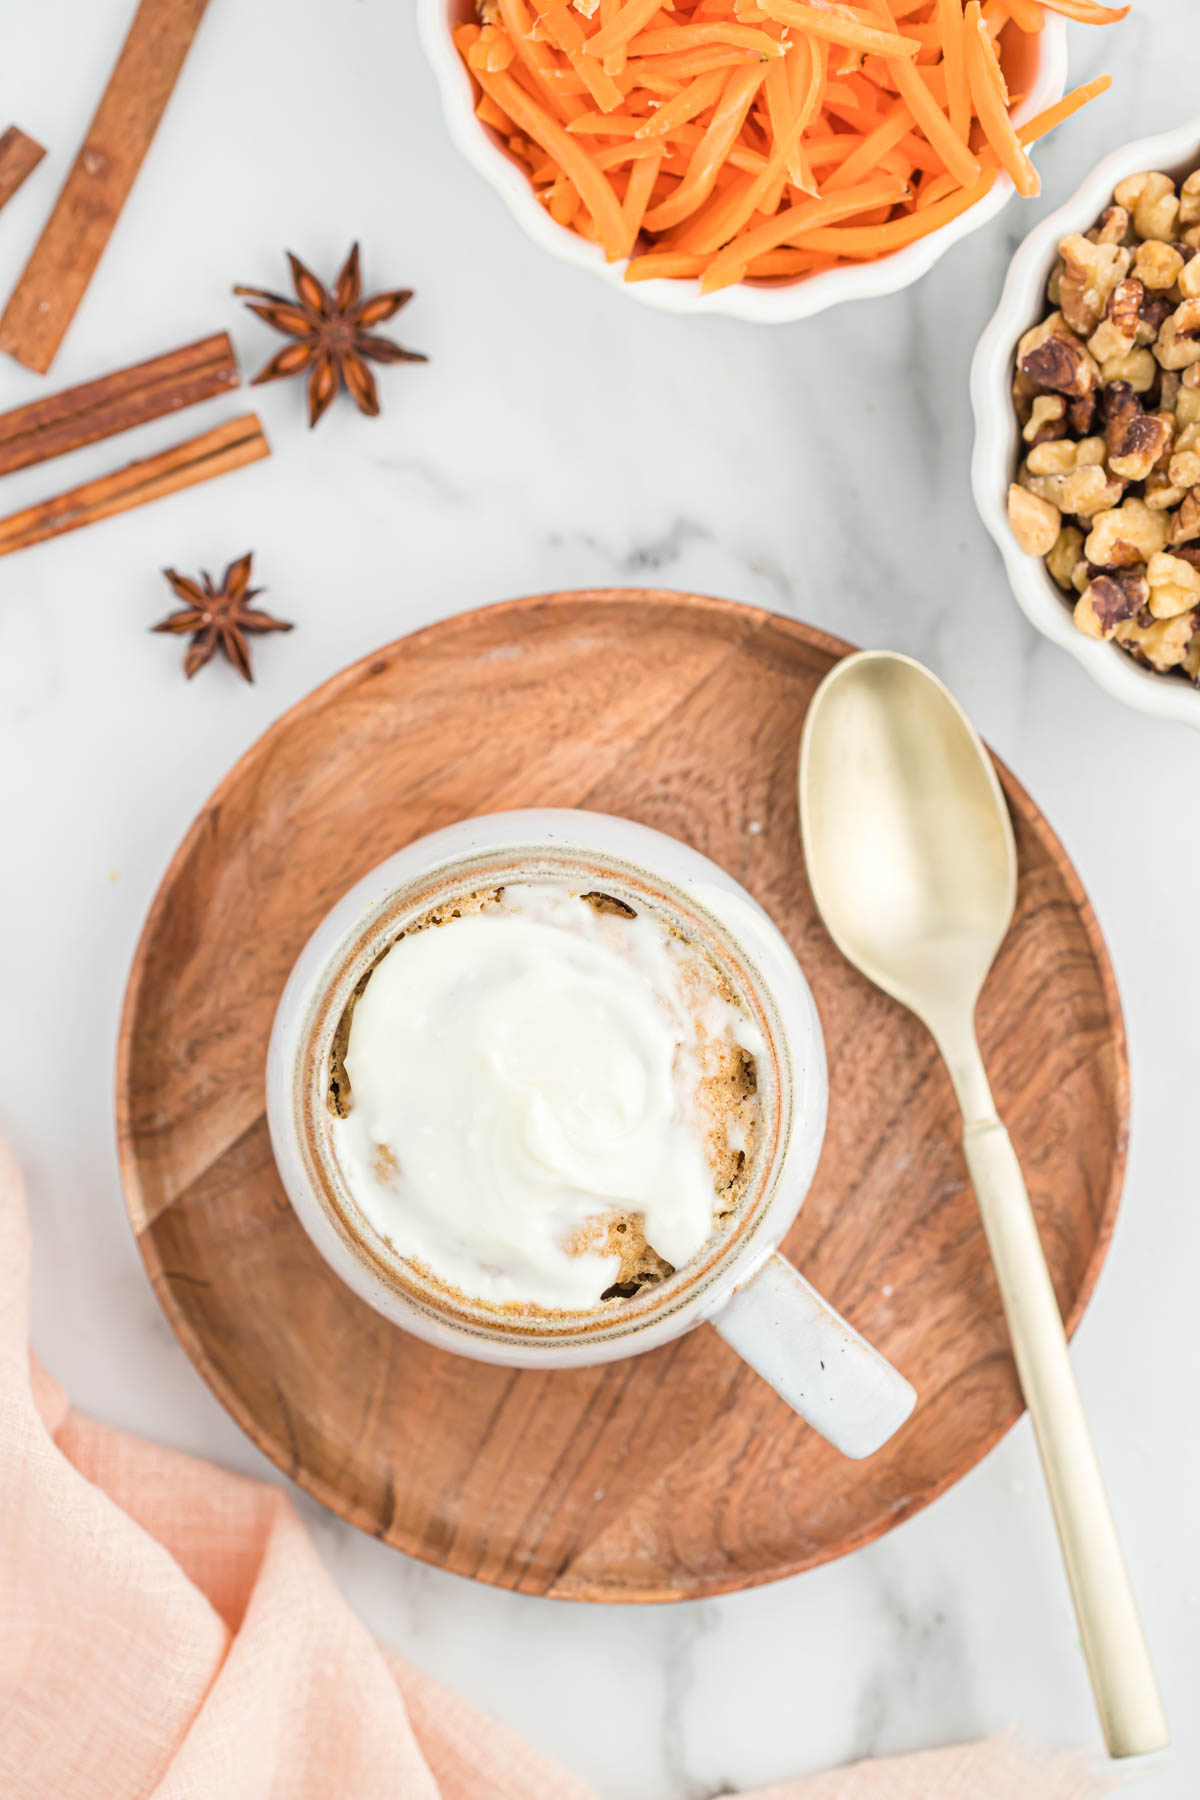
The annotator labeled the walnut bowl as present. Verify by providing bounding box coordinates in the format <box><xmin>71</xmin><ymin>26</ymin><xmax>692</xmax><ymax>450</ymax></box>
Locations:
<box><xmin>971</xmin><ymin>117</ymin><xmax>1200</xmax><ymax>729</ymax></box>
<box><xmin>418</xmin><ymin>0</ymin><xmax>1066</xmax><ymax>324</ymax></box>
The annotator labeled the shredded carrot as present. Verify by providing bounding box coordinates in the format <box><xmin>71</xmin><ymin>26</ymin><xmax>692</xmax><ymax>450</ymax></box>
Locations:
<box><xmin>642</xmin><ymin>63</ymin><xmax>767</xmax><ymax>228</ymax></box>
<box><xmin>571</xmin><ymin>47</ymin><xmax>627</xmax><ymax>109</ymax></box>
<box><xmin>476</xmin><ymin>95</ymin><xmax>513</xmax><ymax>131</ymax></box>
<box><xmin>758</xmin><ymin>61</ymin><xmax>794</xmax><ymax>209</ymax></box>
<box><xmin>688</xmin><ymin>69</ymin><xmax>827</xmax><ymax>249</ymax></box>
<box><xmin>464</xmin><ymin>55</ymin><xmax>631</xmax><ymax>255</ymax></box>
<box><xmin>823</xmin><ymin>98</ymin><xmax>912</xmax><ymax>190</ymax></box>
<box><xmin>452</xmin><ymin>0</ymin><xmax>1125</xmax><ymax>292</ymax></box>
<box><xmin>591</xmin><ymin>138</ymin><xmax>659</xmax><ymax>167</ymax></box>
<box><xmin>700</xmin><ymin>172</ymin><xmax>911</xmax><ymax>288</ymax></box>
<box><xmin>745</xmin><ymin>249</ymin><xmax>836</xmax><ymax>275</ymax></box>
<box><xmin>774</xmin><ymin>171</ymin><xmax>996</xmax><ymax>252</ymax></box>
<box><xmin>1016</xmin><ymin>74</ymin><xmax>1112</xmax><ymax>146</ymax></box>
<box><xmin>779</xmin><ymin>46</ymin><xmax>821</xmax><ymax>192</ymax></box>
<box><xmin>916</xmin><ymin>168</ymin><xmax>960</xmax><ymax>208</ymax></box>
<box><xmin>669</xmin><ymin>167</ymin><xmax>763</xmax><ymax>249</ymax></box>
<box><xmin>628</xmin><ymin>22</ymin><xmax>786</xmax><ymax>52</ymax></box>
<box><xmin>997</xmin><ymin>0</ymin><xmax>1045</xmax><ymax>28</ymax></box>
<box><xmin>495</xmin><ymin>0</ymin><xmax>573</xmax><ymax>114</ymax></box>
<box><xmin>755</xmin><ymin>0</ymin><xmax>921</xmax><ymax>58</ymax></box>
<box><xmin>588</xmin><ymin>0</ymin><xmax>670</xmax><ymax>59</ymax></box>
<box><xmin>864</xmin><ymin>3</ymin><xmax>982</xmax><ymax>190</ymax></box>
<box><xmin>963</xmin><ymin>1</ymin><xmax>1039</xmax><ymax>196</ymax></box>
<box><xmin>619</xmin><ymin>149</ymin><xmax>664</xmax><ymax>251</ymax></box>
<box><xmin>1038</xmin><ymin>0</ymin><xmax>1128</xmax><ymax>19</ymax></box>
<box><xmin>623</xmin><ymin>251</ymin><xmax>708</xmax><ymax>278</ymax></box>
<box><xmin>936</xmin><ymin>0</ymin><xmax>971</xmax><ymax>141</ymax></box>
<box><xmin>633</xmin><ymin>45</ymin><xmax>761</xmax><ymax>81</ymax></box>
<box><xmin>535</xmin><ymin>1</ymin><xmax>588</xmax><ymax>53</ymax></box>
<box><xmin>635</xmin><ymin>67</ymin><xmax>727</xmax><ymax>135</ymax></box>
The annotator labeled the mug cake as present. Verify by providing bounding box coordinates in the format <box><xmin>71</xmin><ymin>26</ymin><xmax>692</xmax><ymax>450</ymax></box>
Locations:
<box><xmin>327</xmin><ymin>879</ymin><xmax>765</xmax><ymax>1314</ymax></box>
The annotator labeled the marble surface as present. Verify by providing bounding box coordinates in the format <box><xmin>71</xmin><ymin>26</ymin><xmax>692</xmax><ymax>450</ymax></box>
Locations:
<box><xmin>2</xmin><ymin>2</ymin><xmax>1195</xmax><ymax>1794</ymax></box>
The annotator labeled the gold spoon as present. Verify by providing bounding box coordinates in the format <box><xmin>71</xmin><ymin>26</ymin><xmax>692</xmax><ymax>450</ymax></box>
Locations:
<box><xmin>798</xmin><ymin>649</ymin><xmax>1167</xmax><ymax>1760</ymax></box>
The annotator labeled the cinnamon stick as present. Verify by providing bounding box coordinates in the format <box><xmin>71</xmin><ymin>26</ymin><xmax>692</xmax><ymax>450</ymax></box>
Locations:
<box><xmin>0</xmin><ymin>415</ymin><xmax>269</xmax><ymax>558</ymax></box>
<box><xmin>0</xmin><ymin>128</ymin><xmax>46</xmax><ymax>212</ymax></box>
<box><xmin>0</xmin><ymin>0</ymin><xmax>211</xmax><ymax>374</ymax></box>
<box><xmin>0</xmin><ymin>333</ymin><xmax>239</xmax><ymax>477</ymax></box>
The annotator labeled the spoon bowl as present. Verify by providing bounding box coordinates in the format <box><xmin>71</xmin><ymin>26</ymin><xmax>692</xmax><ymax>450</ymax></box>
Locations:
<box><xmin>800</xmin><ymin>652</ymin><xmax>1016</xmax><ymax>1040</ymax></box>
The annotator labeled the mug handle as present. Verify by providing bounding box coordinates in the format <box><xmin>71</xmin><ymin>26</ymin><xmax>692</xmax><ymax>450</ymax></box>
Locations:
<box><xmin>709</xmin><ymin>1253</ymin><xmax>916</xmax><ymax>1459</ymax></box>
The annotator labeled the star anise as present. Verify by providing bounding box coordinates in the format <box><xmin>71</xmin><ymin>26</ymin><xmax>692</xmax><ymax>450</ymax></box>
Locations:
<box><xmin>234</xmin><ymin>243</ymin><xmax>427</xmax><ymax>427</ymax></box>
<box><xmin>152</xmin><ymin>552</ymin><xmax>292</xmax><ymax>682</ymax></box>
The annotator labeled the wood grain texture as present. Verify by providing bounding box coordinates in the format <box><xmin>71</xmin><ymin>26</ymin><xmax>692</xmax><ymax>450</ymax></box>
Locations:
<box><xmin>116</xmin><ymin>591</ymin><xmax>1128</xmax><ymax>1602</ymax></box>
<box><xmin>0</xmin><ymin>0</ymin><xmax>211</xmax><ymax>373</ymax></box>
<box><xmin>0</xmin><ymin>127</ymin><xmax>46</xmax><ymax>213</ymax></box>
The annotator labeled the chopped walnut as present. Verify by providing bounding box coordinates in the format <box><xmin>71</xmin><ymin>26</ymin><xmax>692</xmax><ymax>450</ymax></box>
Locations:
<box><xmin>1067</xmin><ymin>392</ymin><xmax>1097</xmax><ymax>435</ymax></box>
<box><xmin>1090</xmin><ymin>204</ymin><xmax>1131</xmax><ymax>246</ymax></box>
<box><xmin>1132</xmin><ymin>239</ymin><xmax>1184</xmax><ymax>292</ymax></box>
<box><xmin>1023</xmin><ymin>394</ymin><xmax>1068</xmax><ymax>444</ymax></box>
<box><xmin>1171</xmin><ymin>487</ymin><xmax>1200</xmax><ymax>545</ymax></box>
<box><xmin>1146</xmin><ymin>549</ymin><xmax>1200</xmax><ymax>617</ymax></box>
<box><xmin>1178</xmin><ymin>366</ymin><xmax>1200</xmax><ymax>428</ymax></box>
<box><xmin>1075</xmin><ymin>571</ymin><xmax>1148</xmax><ymax>639</ymax></box>
<box><xmin>1007</xmin><ymin>483</ymin><xmax>1061</xmax><ymax>556</ymax></box>
<box><xmin>1029</xmin><ymin>436</ymin><xmax>1105</xmax><ymax>474</ymax></box>
<box><xmin>1046</xmin><ymin>524</ymin><xmax>1085</xmax><ymax>590</ymax></box>
<box><xmin>1103</xmin><ymin>382</ymin><xmax>1172</xmax><ymax>480</ymax></box>
<box><xmin>1181</xmin><ymin>171</ymin><xmax>1200</xmax><ymax>228</ymax></box>
<box><xmin>1151</xmin><ymin>408</ymin><xmax>1177</xmax><ymax>470</ymax></box>
<box><xmin>1144</xmin><ymin>471</ymin><xmax>1188</xmax><ymax>510</ymax></box>
<box><xmin>1135</xmin><ymin>295</ymin><xmax>1174</xmax><ymax>350</ymax></box>
<box><xmin>1156</xmin><ymin>299</ymin><xmax>1200</xmax><ymax>370</ymax></box>
<box><xmin>1084</xmin><ymin>498</ymin><xmax>1169</xmax><ymax>568</ymax></box>
<box><xmin>1018</xmin><ymin>311</ymin><xmax>1099</xmax><ymax>398</ymax></box>
<box><xmin>1021</xmin><ymin>461</ymin><xmax>1124</xmax><ymax>519</ymax></box>
<box><xmin>1087</xmin><ymin>276</ymin><xmax>1143</xmax><ymax>363</ymax></box>
<box><xmin>1168</xmin><ymin>420</ymin><xmax>1200</xmax><ymax>488</ymax></box>
<box><xmin>1058</xmin><ymin>234</ymin><xmax>1132</xmax><ymax>334</ymax></box>
<box><xmin>1007</xmin><ymin>161</ymin><xmax>1200</xmax><ymax>681</ymax></box>
<box><xmin>1098</xmin><ymin>346</ymin><xmax>1157</xmax><ymax>393</ymax></box>
<box><xmin>1114</xmin><ymin>171</ymin><xmax>1180</xmax><ymax>242</ymax></box>
<box><xmin>1012</xmin><ymin>368</ymin><xmax>1040</xmax><ymax>423</ymax></box>
<box><xmin>1114</xmin><ymin>608</ymin><xmax>1196</xmax><ymax>670</ymax></box>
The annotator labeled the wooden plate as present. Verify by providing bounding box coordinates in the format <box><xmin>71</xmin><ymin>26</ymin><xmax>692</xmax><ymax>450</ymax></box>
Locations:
<box><xmin>117</xmin><ymin>591</ymin><xmax>1128</xmax><ymax>1602</ymax></box>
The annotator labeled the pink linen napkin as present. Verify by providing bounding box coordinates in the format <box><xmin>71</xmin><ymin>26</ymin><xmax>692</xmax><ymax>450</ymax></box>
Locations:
<box><xmin>0</xmin><ymin>1134</ymin><xmax>1111</xmax><ymax>1800</ymax></box>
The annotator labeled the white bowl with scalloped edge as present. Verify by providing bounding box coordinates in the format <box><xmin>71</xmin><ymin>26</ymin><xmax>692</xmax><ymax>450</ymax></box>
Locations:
<box><xmin>418</xmin><ymin>0</ymin><xmax>1066</xmax><ymax>323</ymax></box>
<box><xmin>971</xmin><ymin>116</ymin><xmax>1200</xmax><ymax>729</ymax></box>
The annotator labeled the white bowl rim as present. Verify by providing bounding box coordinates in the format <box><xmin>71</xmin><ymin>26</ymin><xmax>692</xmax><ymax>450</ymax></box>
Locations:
<box><xmin>970</xmin><ymin>114</ymin><xmax>1200</xmax><ymax>729</ymax></box>
<box><xmin>418</xmin><ymin>0</ymin><xmax>1067</xmax><ymax>323</ymax></box>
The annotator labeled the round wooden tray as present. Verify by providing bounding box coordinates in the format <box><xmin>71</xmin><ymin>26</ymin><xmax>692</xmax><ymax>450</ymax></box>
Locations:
<box><xmin>117</xmin><ymin>591</ymin><xmax>1128</xmax><ymax>1603</ymax></box>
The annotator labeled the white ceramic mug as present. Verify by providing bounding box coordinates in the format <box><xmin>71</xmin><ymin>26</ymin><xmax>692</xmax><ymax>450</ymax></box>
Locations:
<box><xmin>266</xmin><ymin>810</ymin><xmax>916</xmax><ymax>1459</ymax></box>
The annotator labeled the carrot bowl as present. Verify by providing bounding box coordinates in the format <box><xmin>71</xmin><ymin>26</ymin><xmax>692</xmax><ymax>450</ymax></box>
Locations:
<box><xmin>418</xmin><ymin>0</ymin><xmax>1093</xmax><ymax>320</ymax></box>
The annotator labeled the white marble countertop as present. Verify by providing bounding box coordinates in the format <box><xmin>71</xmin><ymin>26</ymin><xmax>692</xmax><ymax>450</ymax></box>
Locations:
<box><xmin>2</xmin><ymin>2</ymin><xmax>1195</xmax><ymax>1794</ymax></box>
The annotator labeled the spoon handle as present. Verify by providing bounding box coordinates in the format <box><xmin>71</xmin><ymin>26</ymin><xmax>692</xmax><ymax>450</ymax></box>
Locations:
<box><xmin>961</xmin><ymin>1110</ymin><xmax>1168</xmax><ymax>1758</ymax></box>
